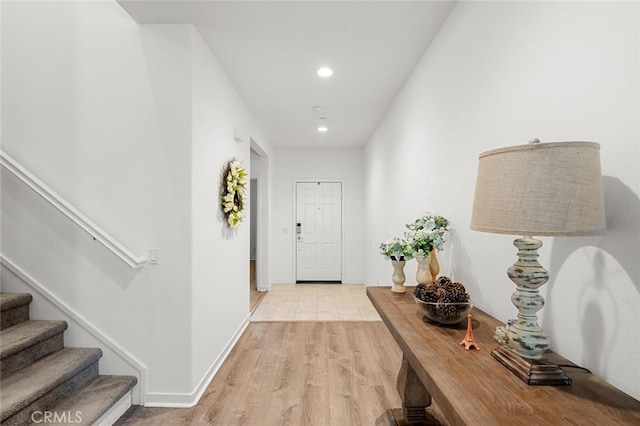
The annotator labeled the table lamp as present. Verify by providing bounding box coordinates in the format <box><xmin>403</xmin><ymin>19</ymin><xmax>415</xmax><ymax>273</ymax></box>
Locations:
<box><xmin>470</xmin><ymin>139</ymin><xmax>606</xmax><ymax>385</ymax></box>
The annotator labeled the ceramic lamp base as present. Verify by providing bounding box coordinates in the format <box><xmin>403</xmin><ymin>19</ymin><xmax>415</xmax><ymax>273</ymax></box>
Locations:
<box><xmin>491</xmin><ymin>344</ymin><xmax>572</xmax><ymax>386</ymax></box>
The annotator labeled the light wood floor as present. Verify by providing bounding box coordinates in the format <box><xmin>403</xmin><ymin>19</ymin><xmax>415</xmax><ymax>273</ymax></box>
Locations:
<box><xmin>116</xmin><ymin>322</ymin><xmax>403</xmax><ymax>425</ymax></box>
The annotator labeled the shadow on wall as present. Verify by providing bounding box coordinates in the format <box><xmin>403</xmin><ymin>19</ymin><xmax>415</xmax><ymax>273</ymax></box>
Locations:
<box><xmin>2</xmin><ymin>171</ymin><xmax>141</xmax><ymax>290</ymax></box>
<box><xmin>545</xmin><ymin>176</ymin><xmax>640</xmax><ymax>371</ymax></box>
<box><xmin>447</xmin><ymin>228</ymin><xmax>495</xmax><ymax>312</ymax></box>
<box><xmin>448</xmin><ymin>228</ymin><xmax>473</xmax><ymax>284</ymax></box>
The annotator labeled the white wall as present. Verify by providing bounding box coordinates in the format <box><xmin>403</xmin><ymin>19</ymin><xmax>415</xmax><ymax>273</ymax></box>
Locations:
<box><xmin>272</xmin><ymin>147</ymin><xmax>364</xmax><ymax>284</ymax></box>
<box><xmin>190</xmin><ymin>28</ymin><xmax>272</xmax><ymax>401</ymax></box>
<box><xmin>364</xmin><ymin>1</ymin><xmax>639</xmax><ymax>399</ymax></box>
<box><xmin>1</xmin><ymin>0</ymin><xmax>272</xmax><ymax>406</ymax></box>
<box><xmin>2</xmin><ymin>0</ymin><xmax>193</xmax><ymax>401</ymax></box>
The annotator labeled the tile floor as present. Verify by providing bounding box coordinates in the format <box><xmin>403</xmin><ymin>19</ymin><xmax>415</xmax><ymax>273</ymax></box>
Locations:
<box><xmin>251</xmin><ymin>284</ymin><xmax>381</xmax><ymax>322</ymax></box>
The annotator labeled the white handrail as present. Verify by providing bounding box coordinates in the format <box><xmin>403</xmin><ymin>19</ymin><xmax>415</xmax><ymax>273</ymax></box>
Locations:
<box><xmin>1</xmin><ymin>150</ymin><xmax>147</xmax><ymax>268</ymax></box>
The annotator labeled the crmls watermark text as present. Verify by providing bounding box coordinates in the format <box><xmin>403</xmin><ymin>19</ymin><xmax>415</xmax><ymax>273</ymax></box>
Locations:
<box><xmin>31</xmin><ymin>411</ymin><xmax>83</xmax><ymax>424</ymax></box>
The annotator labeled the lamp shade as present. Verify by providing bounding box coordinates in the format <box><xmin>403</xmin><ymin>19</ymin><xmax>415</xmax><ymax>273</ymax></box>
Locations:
<box><xmin>470</xmin><ymin>141</ymin><xmax>606</xmax><ymax>236</ymax></box>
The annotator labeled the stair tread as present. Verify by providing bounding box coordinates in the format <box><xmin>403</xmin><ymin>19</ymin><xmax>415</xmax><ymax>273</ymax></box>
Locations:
<box><xmin>0</xmin><ymin>347</ymin><xmax>102</xmax><ymax>421</ymax></box>
<box><xmin>1</xmin><ymin>320</ymin><xmax>67</xmax><ymax>359</ymax></box>
<box><xmin>32</xmin><ymin>375</ymin><xmax>137</xmax><ymax>425</ymax></box>
<box><xmin>0</xmin><ymin>293</ymin><xmax>33</xmax><ymax>312</ymax></box>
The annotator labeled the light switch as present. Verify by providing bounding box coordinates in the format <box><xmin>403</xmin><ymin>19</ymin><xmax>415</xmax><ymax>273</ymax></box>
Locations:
<box><xmin>149</xmin><ymin>248</ymin><xmax>160</xmax><ymax>265</ymax></box>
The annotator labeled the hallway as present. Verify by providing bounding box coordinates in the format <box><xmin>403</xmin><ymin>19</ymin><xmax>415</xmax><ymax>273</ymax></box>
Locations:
<box><xmin>3</xmin><ymin>0</ymin><xmax>638</xmax><ymax>419</ymax></box>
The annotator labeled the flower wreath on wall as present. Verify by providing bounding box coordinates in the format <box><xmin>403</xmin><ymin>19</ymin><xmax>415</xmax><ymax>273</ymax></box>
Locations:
<box><xmin>220</xmin><ymin>159</ymin><xmax>248</xmax><ymax>228</ymax></box>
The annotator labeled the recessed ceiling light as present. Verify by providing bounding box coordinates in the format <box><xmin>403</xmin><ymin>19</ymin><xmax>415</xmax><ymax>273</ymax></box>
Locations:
<box><xmin>317</xmin><ymin>118</ymin><xmax>328</xmax><ymax>132</ymax></box>
<box><xmin>317</xmin><ymin>67</ymin><xmax>333</xmax><ymax>77</ymax></box>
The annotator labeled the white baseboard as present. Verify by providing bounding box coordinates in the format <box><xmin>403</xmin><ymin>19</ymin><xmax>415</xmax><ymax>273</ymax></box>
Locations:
<box><xmin>0</xmin><ymin>255</ymin><xmax>147</xmax><ymax>405</ymax></box>
<box><xmin>144</xmin><ymin>313</ymin><xmax>251</xmax><ymax>407</ymax></box>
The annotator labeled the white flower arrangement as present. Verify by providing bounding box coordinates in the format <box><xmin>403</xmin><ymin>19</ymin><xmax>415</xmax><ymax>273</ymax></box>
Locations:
<box><xmin>221</xmin><ymin>159</ymin><xmax>248</xmax><ymax>228</ymax></box>
<box><xmin>379</xmin><ymin>237</ymin><xmax>414</xmax><ymax>261</ymax></box>
<box><xmin>405</xmin><ymin>213</ymin><xmax>449</xmax><ymax>255</ymax></box>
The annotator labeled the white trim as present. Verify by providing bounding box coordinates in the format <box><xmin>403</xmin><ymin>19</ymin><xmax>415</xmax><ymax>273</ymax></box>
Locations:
<box><xmin>0</xmin><ymin>151</ymin><xmax>147</xmax><ymax>269</ymax></box>
<box><xmin>253</xmin><ymin>176</ymin><xmax>268</xmax><ymax>292</ymax></box>
<box><xmin>0</xmin><ymin>255</ymin><xmax>148</xmax><ymax>405</ymax></box>
<box><xmin>93</xmin><ymin>391</ymin><xmax>132</xmax><ymax>426</ymax></box>
<box><xmin>144</xmin><ymin>314</ymin><xmax>251</xmax><ymax>407</ymax></box>
<box><xmin>249</xmin><ymin>137</ymin><xmax>267</xmax><ymax>157</ymax></box>
<box><xmin>249</xmin><ymin>137</ymin><xmax>270</xmax><ymax>291</ymax></box>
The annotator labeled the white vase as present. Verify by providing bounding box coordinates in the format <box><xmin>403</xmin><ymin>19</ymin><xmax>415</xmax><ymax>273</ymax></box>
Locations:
<box><xmin>415</xmin><ymin>252</ymin><xmax>433</xmax><ymax>286</ymax></box>
<box><xmin>391</xmin><ymin>259</ymin><xmax>407</xmax><ymax>293</ymax></box>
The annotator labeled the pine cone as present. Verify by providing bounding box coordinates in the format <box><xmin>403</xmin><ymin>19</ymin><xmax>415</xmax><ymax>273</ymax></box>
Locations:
<box><xmin>435</xmin><ymin>276</ymin><xmax>452</xmax><ymax>286</ymax></box>
<box><xmin>414</xmin><ymin>283</ymin><xmax>438</xmax><ymax>303</ymax></box>
<box><xmin>435</xmin><ymin>302</ymin><xmax>460</xmax><ymax>320</ymax></box>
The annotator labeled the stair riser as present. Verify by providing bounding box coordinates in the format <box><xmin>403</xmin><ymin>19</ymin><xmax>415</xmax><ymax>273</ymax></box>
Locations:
<box><xmin>43</xmin><ymin>376</ymin><xmax>138</xmax><ymax>425</ymax></box>
<box><xmin>93</xmin><ymin>391</ymin><xmax>133</xmax><ymax>426</ymax></box>
<box><xmin>1</xmin><ymin>305</ymin><xmax>29</xmax><ymax>330</ymax></box>
<box><xmin>1</xmin><ymin>333</ymin><xmax>65</xmax><ymax>379</ymax></box>
<box><xmin>2</xmin><ymin>362</ymin><xmax>99</xmax><ymax>426</ymax></box>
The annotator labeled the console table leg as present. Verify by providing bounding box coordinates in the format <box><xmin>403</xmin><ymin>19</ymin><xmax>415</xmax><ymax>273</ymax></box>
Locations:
<box><xmin>396</xmin><ymin>355</ymin><xmax>432</xmax><ymax>425</ymax></box>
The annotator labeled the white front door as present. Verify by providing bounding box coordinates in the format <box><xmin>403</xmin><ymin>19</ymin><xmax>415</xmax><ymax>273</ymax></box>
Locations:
<box><xmin>295</xmin><ymin>182</ymin><xmax>342</xmax><ymax>282</ymax></box>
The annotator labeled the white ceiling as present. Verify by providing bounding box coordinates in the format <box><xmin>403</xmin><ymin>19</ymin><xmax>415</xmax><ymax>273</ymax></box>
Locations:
<box><xmin>118</xmin><ymin>1</ymin><xmax>455</xmax><ymax>148</ymax></box>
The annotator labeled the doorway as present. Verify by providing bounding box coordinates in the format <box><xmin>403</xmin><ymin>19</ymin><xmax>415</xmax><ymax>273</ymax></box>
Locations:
<box><xmin>249</xmin><ymin>140</ymin><xmax>269</xmax><ymax>312</ymax></box>
<box><xmin>295</xmin><ymin>181</ymin><xmax>342</xmax><ymax>283</ymax></box>
<box><xmin>249</xmin><ymin>178</ymin><xmax>263</xmax><ymax>312</ymax></box>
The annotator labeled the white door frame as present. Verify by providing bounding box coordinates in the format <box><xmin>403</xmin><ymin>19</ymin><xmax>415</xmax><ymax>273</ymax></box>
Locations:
<box><xmin>251</xmin><ymin>176</ymin><xmax>262</xmax><ymax>288</ymax></box>
<box><xmin>292</xmin><ymin>179</ymin><xmax>344</xmax><ymax>283</ymax></box>
<box><xmin>250</xmin><ymin>177</ymin><xmax>258</xmax><ymax>261</ymax></box>
<box><xmin>250</xmin><ymin>138</ymin><xmax>269</xmax><ymax>291</ymax></box>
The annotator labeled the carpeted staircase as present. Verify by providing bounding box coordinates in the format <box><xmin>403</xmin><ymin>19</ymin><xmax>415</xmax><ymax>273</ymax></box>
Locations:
<box><xmin>0</xmin><ymin>292</ymin><xmax>137</xmax><ymax>425</ymax></box>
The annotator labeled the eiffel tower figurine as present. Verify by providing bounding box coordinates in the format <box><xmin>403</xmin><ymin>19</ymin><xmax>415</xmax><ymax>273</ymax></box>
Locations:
<box><xmin>460</xmin><ymin>313</ymin><xmax>480</xmax><ymax>350</ymax></box>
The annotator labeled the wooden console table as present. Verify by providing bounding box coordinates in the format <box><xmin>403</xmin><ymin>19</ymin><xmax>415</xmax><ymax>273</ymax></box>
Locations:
<box><xmin>367</xmin><ymin>287</ymin><xmax>640</xmax><ymax>425</ymax></box>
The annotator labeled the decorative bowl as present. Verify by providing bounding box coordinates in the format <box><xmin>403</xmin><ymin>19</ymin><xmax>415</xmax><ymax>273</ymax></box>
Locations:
<box><xmin>414</xmin><ymin>297</ymin><xmax>472</xmax><ymax>325</ymax></box>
